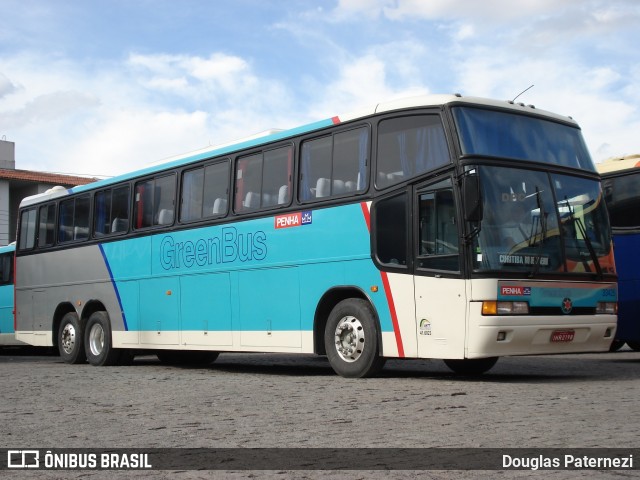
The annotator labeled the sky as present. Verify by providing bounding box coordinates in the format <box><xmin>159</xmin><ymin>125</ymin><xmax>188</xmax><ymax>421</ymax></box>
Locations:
<box><xmin>0</xmin><ymin>0</ymin><xmax>639</xmax><ymax>178</ymax></box>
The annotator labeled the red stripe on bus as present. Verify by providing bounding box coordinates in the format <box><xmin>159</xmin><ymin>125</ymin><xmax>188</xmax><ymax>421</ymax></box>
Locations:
<box><xmin>331</xmin><ymin>116</ymin><xmax>341</xmax><ymax>125</ymax></box>
<box><xmin>360</xmin><ymin>202</ymin><xmax>405</xmax><ymax>357</ymax></box>
<box><xmin>360</xmin><ymin>201</ymin><xmax>371</xmax><ymax>230</ymax></box>
<box><xmin>380</xmin><ymin>271</ymin><xmax>405</xmax><ymax>357</ymax></box>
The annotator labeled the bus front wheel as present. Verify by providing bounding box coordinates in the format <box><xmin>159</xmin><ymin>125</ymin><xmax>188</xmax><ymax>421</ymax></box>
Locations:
<box><xmin>324</xmin><ymin>298</ymin><xmax>386</xmax><ymax>378</ymax></box>
<box><xmin>84</xmin><ymin>311</ymin><xmax>122</xmax><ymax>366</ymax></box>
<box><xmin>58</xmin><ymin>312</ymin><xmax>86</xmax><ymax>364</ymax></box>
<box><xmin>443</xmin><ymin>357</ymin><xmax>498</xmax><ymax>375</ymax></box>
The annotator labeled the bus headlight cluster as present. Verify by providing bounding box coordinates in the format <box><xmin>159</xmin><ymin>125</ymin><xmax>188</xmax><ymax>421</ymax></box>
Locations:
<box><xmin>596</xmin><ymin>302</ymin><xmax>617</xmax><ymax>314</ymax></box>
<box><xmin>482</xmin><ymin>301</ymin><xmax>529</xmax><ymax>315</ymax></box>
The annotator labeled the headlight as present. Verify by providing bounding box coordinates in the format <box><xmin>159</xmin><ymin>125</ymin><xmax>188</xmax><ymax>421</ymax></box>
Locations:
<box><xmin>596</xmin><ymin>302</ymin><xmax>617</xmax><ymax>314</ymax></box>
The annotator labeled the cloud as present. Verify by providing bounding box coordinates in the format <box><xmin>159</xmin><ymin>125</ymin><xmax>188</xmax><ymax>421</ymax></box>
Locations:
<box><xmin>0</xmin><ymin>49</ymin><xmax>302</xmax><ymax>176</ymax></box>
<box><xmin>0</xmin><ymin>90</ymin><xmax>99</xmax><ymax>129</ymax></box>
<box><xmin>0</xmin><ymin>73</ymin><xmax>19</xmax><ymax>99</ymax></box>
<box><xmin>1</xmin><ymin>0</ymin><xmax>639</xmax><ymax>178</ymax></box>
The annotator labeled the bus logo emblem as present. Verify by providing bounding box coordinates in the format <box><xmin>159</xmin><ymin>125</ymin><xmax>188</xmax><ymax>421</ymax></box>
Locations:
<box><xmin>561</xmin><ymin>298</ymin><xmax>573</xmax><ymax>314</ymax></box>
<box><xmin>275</xmin><ymin>211</ymin><xmax>313</xmax><ymax>229</ymax></box>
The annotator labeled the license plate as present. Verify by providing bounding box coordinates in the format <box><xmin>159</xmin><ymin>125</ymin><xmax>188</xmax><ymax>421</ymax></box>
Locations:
<box><xmin>551</xmin><ymin>330</ymin><xmax>575</xmax><ymax>342</ymax></box>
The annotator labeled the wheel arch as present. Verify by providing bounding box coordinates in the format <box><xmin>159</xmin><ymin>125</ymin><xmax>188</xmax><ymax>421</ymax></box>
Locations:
<box><xmin>81</xmin><ymin>300</ymin><xmax>108</xmax><ymax>324</ymax></box>
<box><xmin>313</xmin><ymin>286</ymin><xmax>381</xmax><ymax>355</ymax></box>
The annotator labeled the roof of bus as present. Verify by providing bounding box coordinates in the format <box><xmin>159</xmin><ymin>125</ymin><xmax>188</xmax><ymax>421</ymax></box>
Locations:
<box><xmin>596</xmin><ymin>154</ymin><xmax>640</xmax><ymax>175</ymax></box>
<box><xmin>19</xmin><ymin>94</ymin><xmax>578</xmax><ymax>208</ymax></box>
<box><xmin>0</xmin><ymin>243</ymin><xmax>15</xmax><ymax>254</ymax></box>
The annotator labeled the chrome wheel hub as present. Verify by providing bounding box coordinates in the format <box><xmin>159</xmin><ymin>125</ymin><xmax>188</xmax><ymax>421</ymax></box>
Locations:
<box><xmin>88</xmin><ymin>323</ymin><xmax>104</xmax><ymax>357</ymax></box>
<box><xmin>334</xmin><ymin>316</ymin><xmax>365</xmax><ymax>362</ymax></box>
<box><xmin>61</xmin><ymin>323</ymin><xmax>76</xmax><ymax>355</ymax></box>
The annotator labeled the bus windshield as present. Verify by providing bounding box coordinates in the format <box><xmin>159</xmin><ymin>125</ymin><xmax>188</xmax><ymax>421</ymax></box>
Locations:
<box><xmin>472</xmin><ymin>166</ymin><xmax>613</xmax><ymax>275</ymax></box>
<box><xmin>453</xmin><ymin>107</ymin><xmax>595</xmax><ymax>171</ymax></box>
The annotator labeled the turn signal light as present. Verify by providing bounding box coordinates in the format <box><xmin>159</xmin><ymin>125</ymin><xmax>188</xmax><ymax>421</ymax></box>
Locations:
<box><xmin>482</xmin><ymin>301</ymin><xmax>529</xmax><ymax>315</ymax></box>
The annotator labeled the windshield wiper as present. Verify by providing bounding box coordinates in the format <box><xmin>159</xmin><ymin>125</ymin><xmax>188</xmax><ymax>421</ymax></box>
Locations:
<box><xmin>562</xmin><ymin>196</ymin><xmax>603</xmax><ymax>279</ymax></box>
<box><xmin>528</xmin><ymin>186</ymin><xmax>548</xmax><ymax>278</ymax></box>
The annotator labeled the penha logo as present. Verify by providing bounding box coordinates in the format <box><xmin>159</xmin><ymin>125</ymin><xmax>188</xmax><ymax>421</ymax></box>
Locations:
<box><xmin>275</xmin><ymin>211</ymin><xmax>312</xmax><ymax>229</ymax></box>
<box><xmin>500</xmin><ymin>286</ymin><xmax>532</xmax><ymax>296</ymax></box>
<box><xmin>561</xmin><ymin>297</ymin><xmax>573</xmax><ymax>314</ymax></box>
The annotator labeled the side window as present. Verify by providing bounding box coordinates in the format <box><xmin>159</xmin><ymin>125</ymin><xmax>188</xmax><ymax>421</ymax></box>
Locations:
<box><xmin>299</xmin><ymin>136</ymin><xmax>332</xmax><ymax>200</ymax></box>
<box><xmin>235</xmin><ymin>146</ymin><xmax>292</xmax><ymax>213</ymax></box>
<box><xmin>204</xmin><ymin>162</ymin><xmax>231</xmax><ymax>216</ymax></box>
<box><xmin>603</xmin><ymin>173</ymin><xmax>640</xmax><ymax>229</ymax></box>
<box><xmin>59</xmin><ymin>195</ymin><xmax>90</xmax><ymax>243</ymax></box>
<box><xmin>235</xmin><ymin>153</ymin><xmax>262</xmax><ymax>212</ymax></box>
<box><xmin>417</xmin><ymin>180</ymin><xmax>459</xmax><ymax>271</ymax></box>
<box><xmin>38</xmin><ymin>203</ymin><xmax>56</xmax><ymax>247</ymax></box>
<box><xmin>0</xmin><ymin>253</ymin><xmax>13</xmax><ymax>285</ymax></box>
<box><xmin>377</xmin><ymin>115</ymin><xmax>449</xmax><ymax>189</ymax></box>
<box><xmin>18</xmin><ymin>208</ymin><xmax>37</xmax><ymax>251</ymax></box>
<box><xmin>95</xmin><ymin>185</ymin><xmax>130</xmax><ymax>236</ymax></box>
<box><xmin>181</xmin><ymin>160</ymin><xmax>230</xmax><ymax>221</ymax></box>
<box><xmin>373</xmin><ymin>192</ymin><xmax>408</xmax><ymax>268</ymax></box>
<box><xmin>181</xmin><ymin>168</ymin><xmax>205</xmax><ymax>222</ymax></box>
<box><xmin>263</xmin><ymin>147</ymin><xmax>292</xmax><ymax>208</ymax></box>
<box><xmin>299</xmin><ymin>126</ymin><xmax>369</xmax><ymax>201</ymax></box>
<box><xmin>134</xmin><ymin>174</ymin><xmax>176</xmax><ymax>229</ymax></box>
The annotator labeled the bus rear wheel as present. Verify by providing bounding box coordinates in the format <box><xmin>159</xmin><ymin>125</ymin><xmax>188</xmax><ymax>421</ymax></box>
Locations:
<box><xmin>324</xmin><ymin>298</ymin><xmax>386</xmax><ymax>378</ymax></box>
<box><xmin>58</xmin><ymin>312</ymin><xmax>86</xmax><ymax>364</ymax></box>
<box><xmin>84</xmin><ymin>311</ymin><xmax>122</xmax><ymax>366</ymax></box>
<box><xmin>443</xmin><ymin>357</ymin><xmax>498</xmax><ymax>375</ymax></box>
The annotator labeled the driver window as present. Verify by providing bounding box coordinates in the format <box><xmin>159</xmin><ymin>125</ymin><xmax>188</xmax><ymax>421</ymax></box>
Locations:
<box><xmin>417</xmin><ymin>184</ymin><xmax>459</xmax><ymax>271</ymax></box>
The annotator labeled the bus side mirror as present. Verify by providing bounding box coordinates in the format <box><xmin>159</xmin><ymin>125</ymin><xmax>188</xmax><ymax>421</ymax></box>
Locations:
<box><xmin>462</xmin><ymin>174</ymin><xmax>483</xmax><ymax>222</ymax></box>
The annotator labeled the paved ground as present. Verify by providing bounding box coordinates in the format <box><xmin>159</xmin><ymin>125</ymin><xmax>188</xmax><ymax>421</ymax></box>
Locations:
<box><xmin>0</xmin><ymin>347</ymin><xmax>638</xmax><ymax>479</ymax></box>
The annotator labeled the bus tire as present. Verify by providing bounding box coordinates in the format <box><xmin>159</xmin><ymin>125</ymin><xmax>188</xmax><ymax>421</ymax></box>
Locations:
<box><xmin>84</xmin><ymin>311</ymin><xmax>121</xmax><ymax>366</ymax></box>
<box><xmin>626</xmin><ymin>341</ymin><xmax>640</xmax><ymax>352</ymax></box>
<box><xmin>443</xmin><ymin>357</ymin><xmax>498</xmax><ymax>375</ymax></box>
<box><xmin>58</xmin><ymin>312</ymin><xmax>86</xmax><ymax>364</ymax></box>
<box><xmin>324</xmin><ymin>298</ymin><xmax>386</xmax><ymax>378</ymax></box>
<box><xmin>156</xmin><ymin>350</ymin><xmax>219</xmax><ymax>366</ymax></box>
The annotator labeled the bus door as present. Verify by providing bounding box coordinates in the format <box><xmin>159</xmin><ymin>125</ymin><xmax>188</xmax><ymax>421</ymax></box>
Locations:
<box><xmin>413</xmin><ymin>178</ymin><xmax>468</xmax><ymax>359</ymax></box>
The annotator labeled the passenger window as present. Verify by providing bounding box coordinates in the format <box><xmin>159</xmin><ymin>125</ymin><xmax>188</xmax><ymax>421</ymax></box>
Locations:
<box><xmin>377</xmin><ymin>115</ymin><xmax>449</xmax><ymax>189</ymax></box>
<box><xmin>234</xmin><ymin>146</ymin><xmax>292</xmax><ymax>213</ymax></box>
<box><xmin>299</xmin><ymin>126</ymin><xmax>369</xmax><ymax>201</ymax></box>
<box><xmin>38</xmin><ymin>203</ymin><xmax>56</xmax><ymax>247</ymax></box>
<box><xmin>59</xmin><ymin>195</ymin><xmax>90</xmax><ymax>243</ymax></box>
<box><xmin>204</xmin><ymin>162</ymin><xmax>231</xmax><ymax>216</ymax></box>
<box><xmin>602</xmin><ymin>174</ymin><xmax>640</xmax><ymax>229</ymax></box>
<box><xmin>417</xmin><ymin>181</ymin><xmax>459</xmax><ymax>271</ymax></box>
<box><xmin>235</xmin><ymin>153</ymin><xmax>262</xmax><ymax>212</ymax></box>
<box><xmin>0</xmin><ymin>253</ymin><xmax>12</xmax><ymax>285</ymax></box>
<box><xmin>134</xmin><ymin>174</ymin><xmax>176</xmax><ymax>229</ymax></box>
<box><xmin>181</xmin><ymin>160</ymin><xmax>230</xmax><ymax>221</ymax></box>
<box><xmin>181</xmin><ymin>168</ymin><xmax>205</xmax><ymax>222</ymax></box>
<box><xmin>95</xmin><ymin>185</ymin><xmax>130</xmax><ymax>236</ymax></box>
<box><xmin>18</xmin><ymin>208</ymin><xmax>37</xmax><ymax>250</ymax></box>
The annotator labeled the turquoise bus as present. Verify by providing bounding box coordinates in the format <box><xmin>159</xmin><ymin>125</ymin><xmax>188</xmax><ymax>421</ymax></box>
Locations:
<box><xmin>15</xmin><ymin>94</ymin><xmax>617</xmax><ymax>377</ymax></box>
<box><xmin>0</xmin><ymin>243</ymin><xmax>23</xmax><ymax>346</ymax></box>
<box><xmin>598</xmin><ymin>155</ymin><xmax>640</xmax><ymax>351</ymax></box>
